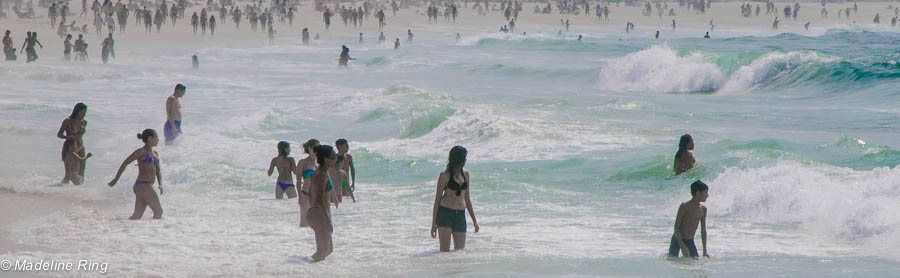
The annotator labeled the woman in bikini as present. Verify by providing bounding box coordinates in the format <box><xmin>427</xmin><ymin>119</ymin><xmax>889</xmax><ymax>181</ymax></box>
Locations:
<box><xmin>307</xmin><ymin>144</ymin><xmax>337</xmax><ymax>262</ymax></box>
<box><xmin>57</xmin><ymin>103</ymin><xmax>88</xmax><ymax>181</ymax></box>
<box><xmin>108</xmin><ymin>129</ymin><xmax>164</xmax><ymax>220</ymax></box>
<box><xmin>296</xmin><ymin>139</ymin><xmax>319</xmax><ymax>227</ymax></box>
<box><xmin>268</xmin><ymin>141</ymin><xmax>298</xmax><ymax>199</ymax></box>
<box><xmin>431</xmin><ymin>146</ymin><xmax>479</xmax><ymax>252</ymax></box>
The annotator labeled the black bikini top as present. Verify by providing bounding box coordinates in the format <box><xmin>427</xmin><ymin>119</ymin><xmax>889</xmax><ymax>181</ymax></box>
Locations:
<box><xmin>446</xmin><ymin>174</ymin><xmax>468</xmax><ymax>196</ymax></box>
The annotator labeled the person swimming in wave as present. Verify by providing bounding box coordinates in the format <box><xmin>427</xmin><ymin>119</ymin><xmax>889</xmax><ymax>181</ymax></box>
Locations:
<box><xmin>431</xmin><ymin>146</ymin><xmax>479</xmax><ymax>252</ymax></box>
<box><xmin>704</xmin><ymin>32</ymin><xmax>710</xmax><ymax>38</ymax></box>
<box><xmin>338</xmin><ymin>45</ymin><xmax>354</xmax><ymax>66</ymax></box>
<box><xmin>108</xmin><ymin>129</ymin><xmax>164</xmax><ymax>220</ymax></box>
<box><xmin>674</xmin><ymin>134</ymin><xmax>696</xmax><ymax>175</ymax></box>
<box><xmin>668</xmin><ymin>180</ymin><xmax>709</xmax><ymax>259</ymax></box>
<box><xmin>394</xmin><ymin>38</ymin><xmax>400</xmax><ymax>49</ymax></box>
<box><xmin>268</xmin><ymin>141</ymin><xmax>298</xmax><ymax>199</ymax></box>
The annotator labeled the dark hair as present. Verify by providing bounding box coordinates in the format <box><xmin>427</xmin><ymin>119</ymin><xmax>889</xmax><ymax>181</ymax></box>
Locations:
<box><xmin>679</xmin><ymin>134</ymin><xmax>693</xmax><ymax>151</ymax></box>
<box><xmin>175</xmin><ymin>84</ymin><xmax>186</xmax><ymax>91</ymax></box>
<box><xmin>62</xmin><ymin>138</ymin><xmax>76</xmax><ymax>160</ymax></box>
<box><xmin>335</xmin><ymin>138</ymin><xmax>348</xmax><ymax>147</ymax></box>
<box><xmin>303</xmin><ymin>139</ymin><xmax>320</xmax><ymax>154</ymax></box>
<box><xmin>445</xmin><ymin>146</ymin><xmax>468</xmax><ymax>177</ymax></box>
<box><xmin>277</xmin><ymin>141</ymin><xmax>290</xmax><ymax>157</ymax></box>
<box><xmin>137</xmin><ymin>129</ymin><xmax>157</xmax><ymax>142</ymax></box>
<box><xmin>690</xmin><ymin>180</ymin><xmax>708</xmax><ymax>196</ymax></box>
<box><xmin>314</xmin><ymin>145</ymin><xmax>335</xmax><ymax>166</ymax></box>
<box><xmin>69</xmin><ymin>103</ymin><xmax>87</xmax><ymax>119</ymax></box>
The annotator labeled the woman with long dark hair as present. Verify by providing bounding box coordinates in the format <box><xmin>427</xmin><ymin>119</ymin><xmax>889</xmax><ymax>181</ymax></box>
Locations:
<box><xmin>306</xmin><ymin>144</ymin><xmax>336</xmax><ymax>262</ymax></box>
<box><xmin>57</xmin><ymin>103</ymin><xmax>88</xmax><ymax>183</ymax></box>
<box><xmin>296</xmin><ymin>139</ymin><xmax>320</xmax><ymax>228</ymax></box>
<box><xmin>431</xmin><ymin>146</ymin><xmax>479</xmax><ymax>252</ymax></box>
<box><xmin>108</xmin><ymin>129</ymin><xmax>164</xmax><ymax>220</ymax></box>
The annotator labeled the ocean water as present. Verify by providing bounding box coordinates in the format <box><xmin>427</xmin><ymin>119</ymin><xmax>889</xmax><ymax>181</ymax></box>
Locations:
<box><xmin>1</xmin><ymin>26</ymin><xmax>900</xmax><ymax>277</ymax></box>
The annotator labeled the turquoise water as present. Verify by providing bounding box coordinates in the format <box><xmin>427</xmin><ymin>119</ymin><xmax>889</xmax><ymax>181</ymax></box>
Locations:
<box><xmin>1</xmin><ymin>28</ymin><xmax>899</xmax><ymax>277</ymax></box>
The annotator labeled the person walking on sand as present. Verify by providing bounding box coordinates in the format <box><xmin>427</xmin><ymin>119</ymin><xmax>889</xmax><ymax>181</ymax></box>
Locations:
<box><xmin>108</xmin><ymin>129</ymin><xmax>165</xmax><ymax>220</ymax></box>
<box><xmin>431</xmin><ymin>146</ymin><xmax>480</xmax><ymax>252</ymax></box>
<box><xmin>164</xmin><ymin>84</ymin><xmax>186</xmax><ymax>145</ymax></box>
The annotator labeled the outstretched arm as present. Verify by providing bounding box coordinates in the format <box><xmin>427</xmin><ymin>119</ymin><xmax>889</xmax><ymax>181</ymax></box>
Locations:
<box><xmin>108</xmin><ymin>150</ymin><xmax>138</xmax><ymax>187</ymax></box>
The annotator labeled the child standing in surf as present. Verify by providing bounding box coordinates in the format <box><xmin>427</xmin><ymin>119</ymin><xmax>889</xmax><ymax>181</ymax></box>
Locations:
<box><xmin>669</xmin><ymin>180</ymin><xmax>709</xmax><ymax>259</ymax></box>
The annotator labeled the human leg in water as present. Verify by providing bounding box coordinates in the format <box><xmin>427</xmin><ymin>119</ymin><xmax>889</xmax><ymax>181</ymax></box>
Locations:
<box><xmin>130</xmin><ymin>183</ymin><xmax>163</xmax><ymax>219</ymax></box>
<box><xmin>307</xmin><ymin>206</ymin><xmax>333</xmax><ymax>261</ymax></box>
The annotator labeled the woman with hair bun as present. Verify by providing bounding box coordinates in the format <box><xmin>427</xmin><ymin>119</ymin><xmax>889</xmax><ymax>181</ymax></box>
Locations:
<box><xmin>108</xmin><ymin>129</ymin><xmax>164</xmax><ymax>220</ymax></box>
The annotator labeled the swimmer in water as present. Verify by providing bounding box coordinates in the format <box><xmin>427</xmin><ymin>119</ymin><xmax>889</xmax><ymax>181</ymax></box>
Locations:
<box><xmin>431</xmin><ymin>146</ymin><xmax>480</xmax><ymax>252</ymax></box>
<box><xmin>407</xmin><ymin>29</ymin><xmax>413</xmax><ymax>42</ymax></box>
<box><xmin>192</xmin><ymin>55</ymin><xmax>199</xmax><ymax>69</ymax></box>
<box><xmin>394</xmin><ymin>38</ymin><xmax>400</xmax><ymax>49</ymax></box>
<box><xmin>674</xmin><ymin>134</ymin><xmax>696</xmax><ymax>175</ymax></box>
<box><xmin>108</xmin><ymin>129</ymin><xmax>164</xmax><ymax>220</ymax></box>
<box><xmin>704</xmin><ymin>32</ymin><xmax>710</xmax><ymax>38</ymax></box>
<box><xmin>165</xmin><ymin>84</ymin><xmax>186</xmax><ymax>145</ymax></box>
<box><xmin>668</xmin><ymin>180</ymin><xmax>709</xmax><ymax>259</ymax></box>
<box><xmin>306</xmin><ymin>144</ymin><xmax>336</xmax><ymax>262</ymax></box>
<box><xmin>296</xmin><ymin>139</ymin><xmax>320</xmax><ymax>228</ymax></box>
<box><xmin>268</xmin><ymin>141</ymin><xmax>298</xmax><ymax>199</ymax></box>
<box><xmin>359</xmin><ymin>32</ymin><xmax>363</xmax><ymax>44</ymax></box>
<box><xmin>328</xmin><ymin>151</ymin><xmax>348</xmax><ymax>205</ymax></box>
<box><xmin>61</xmin><ymin>138</ymin><xmax>92</xmax><ymax>185</ymax></box>
<box><xmin>338</xmin><ymin>45</ymin><xmax>355</xmax><ymax>66</ymax></box>
<box><xmin>656</xmin><ymin>30</ymin><xmax>660</xmax><ymax>39</ymax></box>
<box><xmin>336</xmin><ymin>139</ymin><xmax>356</xmax><ymax>203</ymax></box>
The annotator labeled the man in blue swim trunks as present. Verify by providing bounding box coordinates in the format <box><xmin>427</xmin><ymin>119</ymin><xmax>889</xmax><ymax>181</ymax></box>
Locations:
<box><xmin>164</xmin><ymin>84</ymin><xmax>186</xmax><ymax>145</ymax></box>
<box><xmin>669</xmin><ymin>180</ymin><xmax>710</xmax><ymax>259</ymax></box>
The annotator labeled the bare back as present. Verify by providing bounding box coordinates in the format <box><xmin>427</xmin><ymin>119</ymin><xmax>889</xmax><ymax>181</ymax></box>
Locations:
<box><xmin>272</xmin><ymin>156</ymin><xmax>295</xmax><ymax>184</ymax></box>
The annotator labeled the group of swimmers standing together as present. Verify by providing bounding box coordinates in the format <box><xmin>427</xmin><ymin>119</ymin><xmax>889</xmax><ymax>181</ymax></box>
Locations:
<box><xmin>52</xmin><ymin>82</ymin><xmax>485</xmax><ymax>261</ymax></box>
